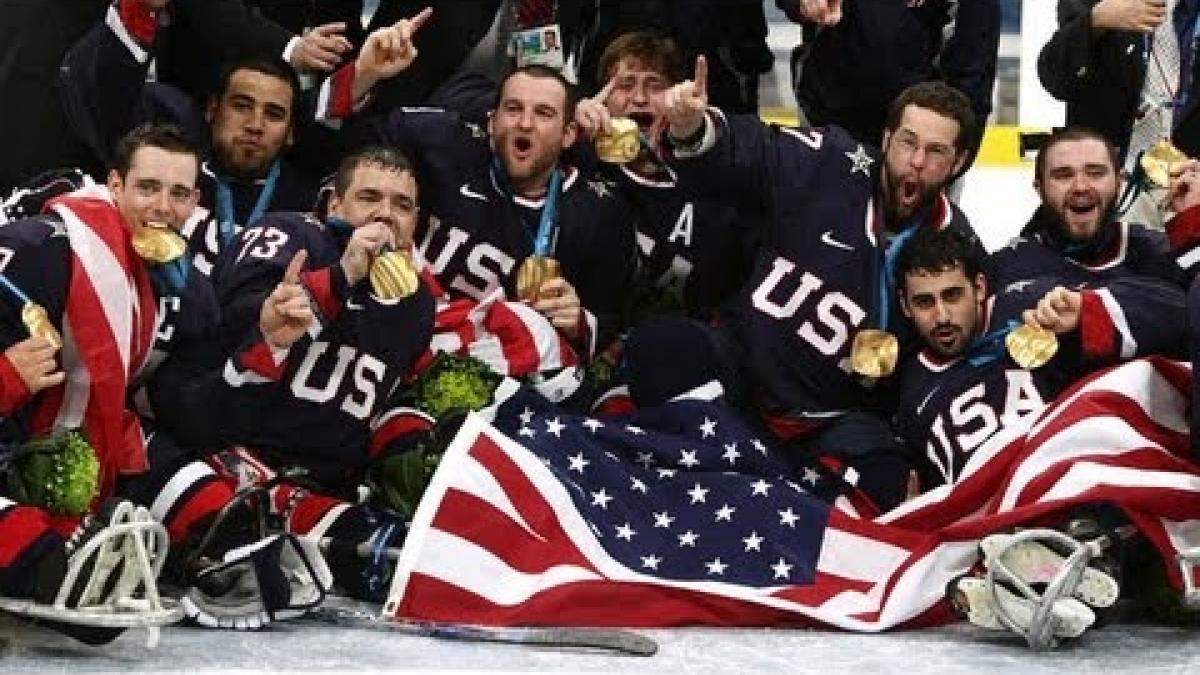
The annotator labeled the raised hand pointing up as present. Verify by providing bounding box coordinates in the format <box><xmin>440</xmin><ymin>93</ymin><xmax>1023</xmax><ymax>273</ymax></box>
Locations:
<box><xmin>352</xmin><ymin>7</ymin><xmax>434</xmax><ymax>100</ymax></box>
<box><xmin>664</xmin><ymin>56</ymin><xmax>709</xmax><ymax>142</ymax></box>
<box><xmin>260</xmin><ymin>250</ymin><xmax>314</xmax><ymax>351</ymax></box>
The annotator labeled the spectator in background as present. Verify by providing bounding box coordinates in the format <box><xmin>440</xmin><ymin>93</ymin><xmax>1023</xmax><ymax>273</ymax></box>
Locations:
<box><xmin>158</xmin><ymin>0</ymin><xmax>352</xmax><ymax>100</ymax></box>
<box><xmin>1038</xmin><ymin>0</ymin><xmax>1200</xmax><ymax>227</ymax></box>
<box><xmin>780</xmin><ymin>0</ymin><xmax>1000</xmax><ymax>173</ymax></box>
<box><xmin>0</xmin><ymin>0</ymin><xmax>348</xmax><ymax>193</ymax></box>
<box><xmin>0</xmin><ymin>0</ymin><xmax>109</xmax><ymax>192</ymax></box>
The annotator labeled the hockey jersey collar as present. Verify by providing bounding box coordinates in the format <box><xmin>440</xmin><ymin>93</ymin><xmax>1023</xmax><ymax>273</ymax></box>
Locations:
<box><xmin>866</xmin><ymin>190</ymin><xmax>952</xmax><ymax>248</ymax></box>
<box><xmin>486</xmin><ymin>165</ymin><xmax>581</xmax><ymax>208</ymax></box>
<box><xmin>1021</xmin><ymin>206</ymin><xmax>1129</xmax><ymax>270</ymax></box>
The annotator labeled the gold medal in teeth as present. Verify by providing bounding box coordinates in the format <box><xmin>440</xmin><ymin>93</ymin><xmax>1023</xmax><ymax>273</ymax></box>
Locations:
<box><xmin>369</xmin><ymin>249</ymin><xmax>420</xmax><ymax>299</ymax></box>
<box><xmin>131</xmin><ymin>221</ymin><xmax>187</xmax><ymax>264</ymax></box>
<box><xmin>595</xmin><ymin>117</ymin><xmax>642</xmax><ymax>164</ymax></box>
<box><xmin>516</xmin><ymin>255</ymin><xmax>561</xmax><ymax>303</ymax></box>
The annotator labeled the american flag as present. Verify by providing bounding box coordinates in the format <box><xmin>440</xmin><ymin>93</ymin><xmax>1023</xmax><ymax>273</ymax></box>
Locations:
<box><xmin>385</xmin><ymin>358</ymin><xmax>1200</xmax><ymax>630</ymax></box>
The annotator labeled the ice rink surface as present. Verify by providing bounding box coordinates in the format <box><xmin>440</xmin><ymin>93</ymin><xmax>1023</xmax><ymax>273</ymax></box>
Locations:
<box><xmin>2</xmin><ymin>597</ymin><xmax>1200</xmax><ymax>675</ymax></box>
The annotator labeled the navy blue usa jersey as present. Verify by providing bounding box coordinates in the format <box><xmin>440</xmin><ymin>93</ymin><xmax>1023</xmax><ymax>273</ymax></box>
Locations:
<box><xmin>894</xmin><ymin>275</ymin><xmax>1186</xmax><ymax>488</ymax></box>
<box><xmin>417</xmin><ymin>166</ymin><xmax>637</xmax><ymax>355</ymax></box>
<box><xmin>669</xmin><ymin>115</ymin><xmax>982</xmax><ymax>421</ymax></box>
<box><xmin>605</xmin><ymin>162</ymin><xmax>758</xmax><ymax>321</ymax></box>
<box><xmin>340</xmin><ymin>103</ymin><xmax>638</xmax><ymax>354</ymax></box>
<box><xmin>213</xmin><ymin>211</ymin><xmax>435</xmax><ymax>474</ymax></box>
<box><xmin>990</xmin><ymin>208</ymin><xmax>1186</xmax><ymax>290</ymax></box>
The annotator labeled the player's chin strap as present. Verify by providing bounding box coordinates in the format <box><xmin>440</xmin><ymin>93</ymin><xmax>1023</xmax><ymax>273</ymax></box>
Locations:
<box><xmin>984</xmin><ymin>528</ymin><xmax>1098</xmax><ymax>651</ymax></box>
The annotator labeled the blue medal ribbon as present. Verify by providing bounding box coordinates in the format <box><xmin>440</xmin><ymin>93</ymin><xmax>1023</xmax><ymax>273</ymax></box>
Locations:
<box><xmin>876</xmin><ymin>223</ymin><xmax>921</xmax><ymax>332</ymax></box>
<box><xmin>0</xmin><ymin>272</ymin><xmax>33</xmax><ymax>307</ymax></box>
<box><xmin>965</xmin><ymin>319</ymin><xmax>1020</xmax><ymax>368</ymax></box>
<box><xmin>213</xmin><ymin>160</ymin><xmax>281</xmax><ymax>246</ymax></box>
<box><xmin>149</xmin><ymin>256</ymin><xmax>190</xmax><ymax>296</ymax></box>
<box><xmin>490</xmin><ymin>161</ymin><xmax>563</xmax><ymax>257</ymax></box>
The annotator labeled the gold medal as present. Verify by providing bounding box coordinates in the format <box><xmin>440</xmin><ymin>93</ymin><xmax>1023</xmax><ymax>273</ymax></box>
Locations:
<box><xmin>1005</xmin><ymin>324</ymin><xmax>1059</xmax><ymax>369</ymax></box>
<box><xmin>1140</xmin><ymin>140</ymin><xmax>1189</xmax><ymax>188</ymax></box>
<box><xmin>516</xmin><ymin>255</ymin><xmax>561</xmax><ymax>302</ymax></box>
<box><xmin>131</xmin><ymin>221</ymin><xmax>187</xmax><ymax>264</ymax></box>
<box><xmin>850</xmin><ymin>329</ymin><xmax>899</xmax><ymax>378</ymax></box>
<box><xmin>369</xmin><ymin>249</ymin><xmax>420</xmax><ymax>299</ymax></box>
<box><xmin>21</xmin><ymin>302</ymin><xmax>61</xmax><ymax>349</ymax></box>
<box><xmin>594</xmin><ymin>117</ymin><xmax>642</xmax><ymax>164</ymax></box>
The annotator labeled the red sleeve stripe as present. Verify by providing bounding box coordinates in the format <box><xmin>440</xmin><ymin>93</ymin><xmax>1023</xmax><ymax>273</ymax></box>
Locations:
<box><xmin>319</xmin><ymin>63</ymin><xmax>357</xmax><ymax>121</ymax></box>
<box><xmin>300</xmin><ymin>267</ymin><xmax>345</xmax><ymax>321</ymax></box>
<box><xmin>0</xmin><ymin>352</ymin><xmax>32</xmax><ymax>416</ymax></box>
<box><xmin>1167</xmin><ymin>205</ymin><xmax>1200</xmax><ymax>253</ymax></box>
<box><xmin>236</xmin><ymin>341</ymin><xmax>287</xmax><ymax>381</ymax></box>
<box><xmin>1079</xmin><ymin>289</ymin><xmax>1117</xmax><ymax>362</ymax></box>
<box><xmin>370</xmin><ymin>410</ymin><xmax>436</xmax><ymax>459</ymax></box>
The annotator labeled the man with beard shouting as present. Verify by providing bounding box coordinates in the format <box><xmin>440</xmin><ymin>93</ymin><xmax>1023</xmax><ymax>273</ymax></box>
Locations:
<box><xmin>619</xmin><ymin>66</ymin><xmax>986</xmax><ymax>513</ymax></box>
<box><xmin>315</xmin><ymin>11</ymin><xmax>638</xmax><ymax>386</ymax></box>
<box><xmin>990</xmin><ymin>127</ymin><xmax>1186</xmax><ymax>291</ymax></box>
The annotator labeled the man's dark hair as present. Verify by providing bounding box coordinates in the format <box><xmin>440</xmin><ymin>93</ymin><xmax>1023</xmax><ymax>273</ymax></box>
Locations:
<box><xmin>112</xmin><ymin>123</ymin><xmax>202</xmax><ymax>180</ymax></box>
<box><xmin>1033</xmin><ymin>126</ymin><xmax>1120</xmax><ymax>183</ymax></box>
<box><xmin>333</xmin><ymin>145</ymin><xmax>416</xmax><ymax>197</ymax></box>
<box><xmin>884</xmin><ymin>81</ymin><xmax>976</xmax><ymax>151</ymax></box>
<box><xmin>496</xmin><ymin>65</ymin><xmax>579</xmax><ymax>127</ymax></box>
<box><xmin>596</xmin><ymin>31</ymin><xmax>684</xmax><ymax>86</ymax></box>
<box><xmin>211</xmin><ymin>55</ymin><xmax>303</xmax><ymax>125</ymax></box>
<box><xmin>895</xmin><ymin>227</ymin><xmax>986</xmax><ymax>293</ymax></box>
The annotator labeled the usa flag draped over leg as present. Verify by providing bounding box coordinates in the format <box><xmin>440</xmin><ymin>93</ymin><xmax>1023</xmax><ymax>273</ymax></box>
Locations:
<box><xmin>386</xmin><ymin>358</ymin><xmax>1200</xmax><ymax>630</ymax></box>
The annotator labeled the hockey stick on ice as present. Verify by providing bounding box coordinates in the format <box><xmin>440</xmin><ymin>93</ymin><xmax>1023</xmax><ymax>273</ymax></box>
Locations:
<box><xmin>306</xmin><ymin>605</ymin><xmax>658</xmax><ymax>657</ymax></box>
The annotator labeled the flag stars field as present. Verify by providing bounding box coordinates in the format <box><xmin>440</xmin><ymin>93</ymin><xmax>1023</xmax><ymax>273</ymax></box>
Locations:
<box><xmin>743</xmin><ymin>531</ymin><xmax>764</xmax><ymax>552</ymax></box>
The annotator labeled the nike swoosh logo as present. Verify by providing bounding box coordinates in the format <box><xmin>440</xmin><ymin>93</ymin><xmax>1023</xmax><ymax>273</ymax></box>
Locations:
<box><xmin>820</xmin><ymin>230</ymin><xmax>853</xmax><ymax>251</ymax></box>
<box><xmin>460</xmin><ymin>184</ymin><xmax>488</xmax><ymax>201</ymax></box>
<box><xmin>346</xmin><ymin>299</ymin><xmax>365</xmax><ymax>311</ymax></box>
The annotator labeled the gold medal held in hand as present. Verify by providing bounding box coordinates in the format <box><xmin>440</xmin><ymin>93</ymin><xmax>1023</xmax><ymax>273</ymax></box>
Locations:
<box><xmin>131</xmin><ymin>221</ymin><xmax>187</xmax><ymax>264</ymax></box>
<box><xmin>594</xmin><ymin>117</ymin><xmax>642</xmax><ymax>164</ymax></box>
<box><xmin>1140</xmin><ymin>140</ymin><xmax>1190</xmax><ymax>188</ymax></box>
<box><xmin>516</xmin><ymin>255</ymin><xmax>561</xmax><ymax>302</ymax></box>
<box><xmin>21</xmin><ymin>302</ymin><xmax>61</xmax><ymax>349</ymax></box>
<box><xmin>369</xmin><ymin>249</ymin><xmax>420</xmax><ymax>299</ymax></box>
<box><xmin>1005</xmin><ymin>323</ymin><xmax>1059</xmax><ymax>369</ymax></box>
<box><xmin>850</xmin><ymin>329</ymin><xmax>899</xmax><ymax>378</ymax></box>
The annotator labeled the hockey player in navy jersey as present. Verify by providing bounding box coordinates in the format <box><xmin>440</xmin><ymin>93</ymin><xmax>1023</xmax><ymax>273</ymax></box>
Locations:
<box><xmin>990</xmin><ymin>127</ymin><xmax>1184</xmax><ymax>290</ymax></box>
<box><xmin>0</xmin><ymin>124</ymin><xmax>224</xmax><ymax>642</ymax></box>
<box><xmin>571</xmin><ymin>31</ymin><xmax>758</xmax><ymax>322</ymax></box>
<box><xmin>180</xmin><ymin>144</ymin><xmax>436</xmax><ymax>616</ymax></box>
<box><xmin>59</xmin><ymin>0</ymin><xmax>331</xmax><ymax>278</ymax></box>
<box><xmin>893</xmin><ymin>227</ymin><xmax>1191</xmax><ymax>646</ymax></box>
<box><xmin>892</xmin><ymin>227</ymin><xmax>1186</xmax><ymax>490</ymax></box>
<box><xmin>314</xmin><ymin>13</ymin><xmax>637</xmax><ymax>360</ymax></box>
<box><xmin>626</xmin><ymin>62</ymin><xmax>983</xmax><ymax>512</ymax></box>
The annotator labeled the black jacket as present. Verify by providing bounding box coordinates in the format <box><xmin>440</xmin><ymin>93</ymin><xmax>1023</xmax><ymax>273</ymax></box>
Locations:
<box><xmin>1038</xmin><ymin>0</ymin><xmax>1200</xmax><ymax>159</ymax></box>
<box><xmin>787</xmin><ymin>0</ymin><xmax>1000</xmax><ymax>158</ymax></box>
<box><xmin>0</xmin><ymin>0</ymin><xmax>109</xmax><ymax>192</ymax></box>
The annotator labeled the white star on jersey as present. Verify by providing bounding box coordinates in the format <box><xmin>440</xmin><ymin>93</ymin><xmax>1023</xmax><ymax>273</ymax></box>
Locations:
<box><xmin>846</xmin><ymin>144</ymin><xmax>874</xmax><ymax>176</ymax></box>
